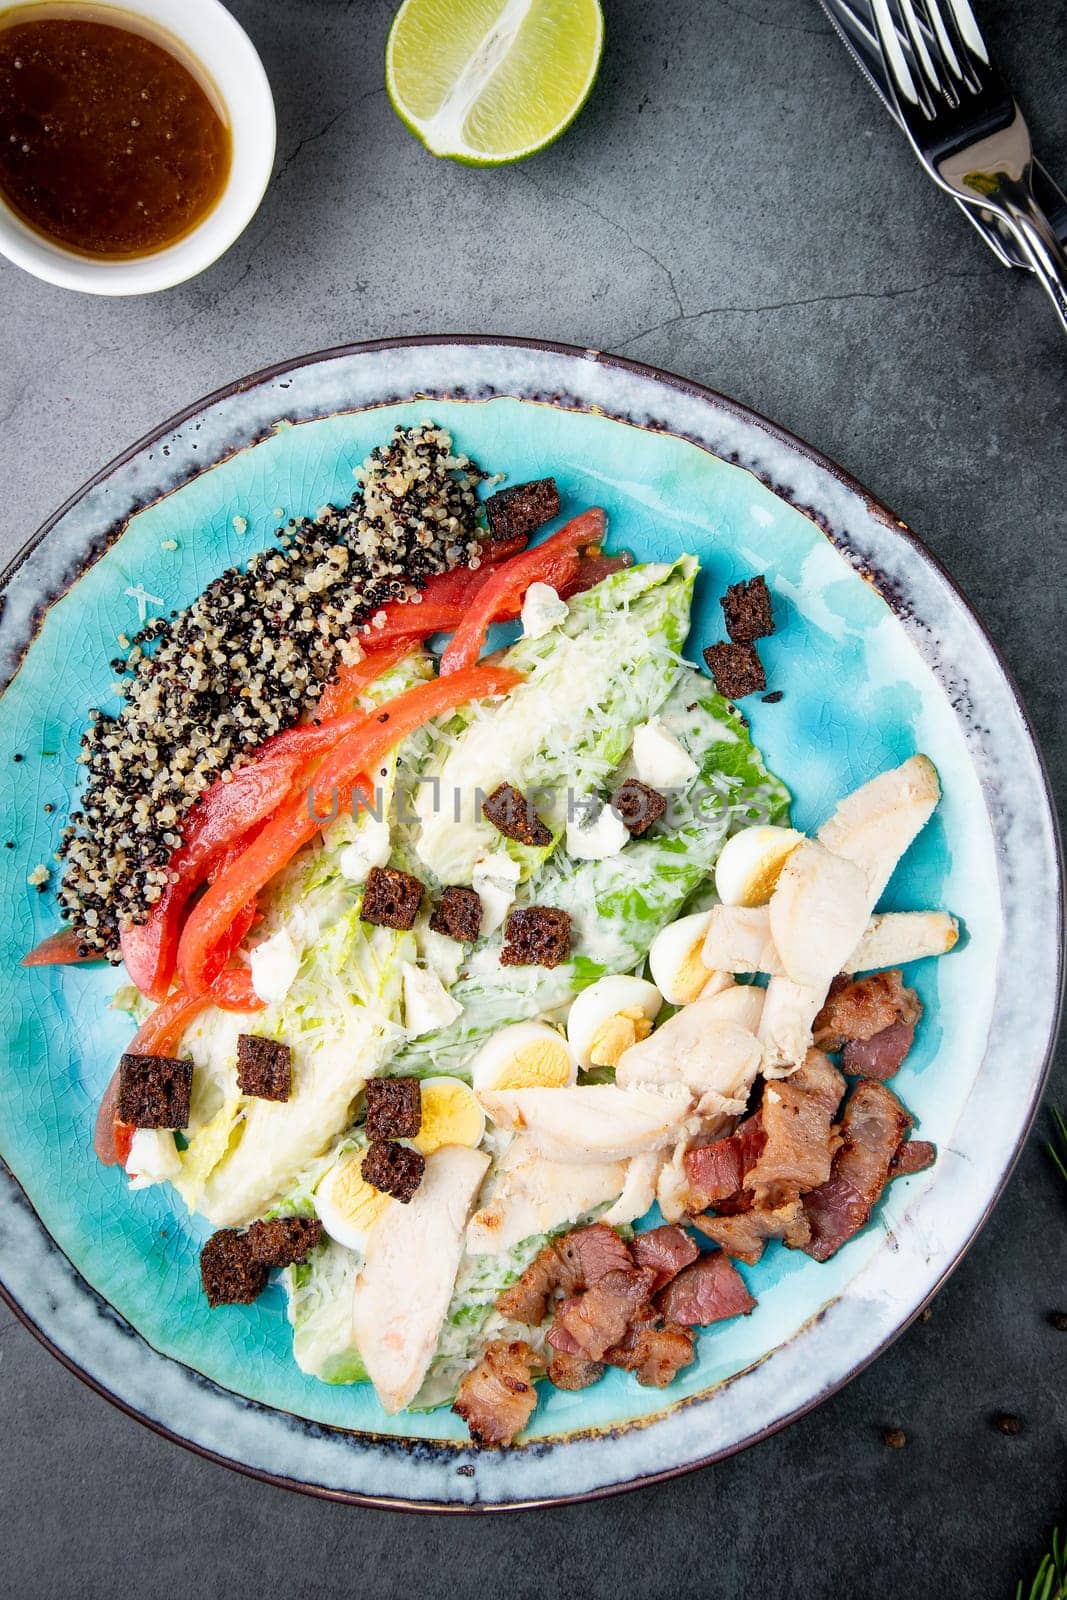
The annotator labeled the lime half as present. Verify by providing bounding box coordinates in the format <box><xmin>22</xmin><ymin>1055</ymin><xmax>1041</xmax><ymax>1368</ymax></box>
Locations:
<box><xmin>386</xmin><ymin>0</ymin><xmax>605</xmax><ymax>165</ymax></box>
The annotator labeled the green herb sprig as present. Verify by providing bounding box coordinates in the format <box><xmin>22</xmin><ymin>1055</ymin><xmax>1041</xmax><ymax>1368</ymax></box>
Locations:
<box><xmin>1016</xmin><ymin>1528</ymin><xmax>1067</xmax><ymax>1600</ymax></box>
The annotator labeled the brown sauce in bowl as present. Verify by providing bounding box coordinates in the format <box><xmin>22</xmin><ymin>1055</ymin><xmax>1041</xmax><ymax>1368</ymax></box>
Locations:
<box><xmin>0</xmin><ymin>4</ymin><xmax>231</xmax><ymax>259</ymax></box>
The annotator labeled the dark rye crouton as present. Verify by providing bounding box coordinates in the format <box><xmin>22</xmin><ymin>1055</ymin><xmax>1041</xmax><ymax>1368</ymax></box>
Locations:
<box><xmin>500</xmin><ymin>906</ymin><xmax>571</xmax><ymax>968</ymax></box>
<box><xmin>366</xmin><ymin>1077</ymin><xmax>422</xmax><ymax>1141</ymax></box>
<box><xmin>485</xmin><ymin>478</ymin><xmax>560</xmax><ymax>546</ymax></box>
<box><xmin>702</xmin><ymin>641</ymin><xmax>766</xmax><ymax>700</ymax></box>
<box><xmin>200</xmin><ymin>1229</ymin><xmax>268</xmax><ymax>1307</ymax></box>
<box><xmin>245</xmin><ymin>1217</ymin><xmax>323</xmax><ymax>1268</ymax></box>
<box><xmin>721</xmin><ymin>575</ymin><xmax>774</xmax><ymax>642</ymax></box>
<box><xmin>236</xmin><ymin>1035</ymin><xmax>292</xmax><ymax>1102</ymax></box>
<box><xmin>117</xmin><ymin>1053</ymin><xmax>193</xmax><ymax>1129</ymax></box>
<box><xmin>360</xmin><ymin>865</ymin><xmax>423</xmax><ymax>930</ymax></box>
<box><xmin>611</xmin><ymin>779</ymin><xmax>667</xmax><ymax>837</ymax></box>
<box><xmin>482</xmin><ymin>783</ymin><xmax>552</xmax><ymax>847</ymax></box>
<box><xmin>429</xmin><ymin>884</ymin><xmax>483</xmax><ymax>943</ymax></box>
<box><xmin>361</xmin><ymin>1140</ymin><xmax>425</xmax><ymax>1203</ymax></box>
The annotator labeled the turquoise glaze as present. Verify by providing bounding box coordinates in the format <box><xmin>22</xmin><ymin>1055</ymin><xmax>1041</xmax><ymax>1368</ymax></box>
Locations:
<box><xmin>0</xmin><ymin>341</ymin><xmax>1059</xmax><ymax>1507</ymax></box>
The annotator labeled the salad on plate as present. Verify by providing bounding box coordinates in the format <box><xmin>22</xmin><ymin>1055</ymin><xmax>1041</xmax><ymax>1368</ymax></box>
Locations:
<box><xmin>24</xmin><ymin>423</ymin><xmax>959</xmax><ymax>1446</ymax></box>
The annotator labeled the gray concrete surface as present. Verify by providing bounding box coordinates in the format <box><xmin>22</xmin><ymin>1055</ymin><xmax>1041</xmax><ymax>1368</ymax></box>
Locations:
<box><xmin>1</xmin><ymin>0</ymin><xmax>1064</xmax><ymax>1594</ymax></box>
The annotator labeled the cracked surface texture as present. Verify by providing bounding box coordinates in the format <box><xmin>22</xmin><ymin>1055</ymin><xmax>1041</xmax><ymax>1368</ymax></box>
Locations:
<box><xmin>0</xmin><ymin>0</ymin><xmax>1064</xmax><ymax>1593</ymax></box>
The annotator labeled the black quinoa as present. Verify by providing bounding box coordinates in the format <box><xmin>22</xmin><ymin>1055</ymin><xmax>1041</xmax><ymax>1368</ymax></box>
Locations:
<box><xmin>57</xmin><ymin>425</ymin><xmax>488</xmax><ymax>960</ymax></box>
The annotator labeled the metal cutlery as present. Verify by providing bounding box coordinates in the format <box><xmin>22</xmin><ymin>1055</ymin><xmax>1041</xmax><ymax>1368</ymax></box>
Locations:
<box><xmin>865</xmin><ymin>0</ymin><xmax>1067</xmax><ymax>333</ymax></box>
<box><xmin>819</xmin><ymin>0</ymin><xmax>1067</xmax><ymax>277</ymax></box>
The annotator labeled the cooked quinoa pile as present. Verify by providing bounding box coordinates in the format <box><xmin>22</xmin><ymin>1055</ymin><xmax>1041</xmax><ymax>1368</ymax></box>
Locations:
<box><xmin>57</xmin><ymin>424</ymin><xmax>488</xmax><ymax>960</ymax></box>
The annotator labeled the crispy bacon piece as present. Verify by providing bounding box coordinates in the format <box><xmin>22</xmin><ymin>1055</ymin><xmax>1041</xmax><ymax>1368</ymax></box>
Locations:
<box><xmin>692</xmin><ymin>1199</ymin><xmax>811</xmax><ymax>1265</ymax></box>
<box><xmin>888</xmin><ymin>1138</ymin><xmax>936</xmax><ymax>1179</ymax></box>
<box><xmin>745</xmin><ymin>1051</ymin><xmax>845</xmax><ymax>1208</ymax></box>
<box><xmin>843</xmin><ymin>1021</ymin><xmax>916</xmax><ymax>1080</ymax></box>
<box><xmin>813</xmin><ymin>970</ymin><xmax>922</xmax><ymax>1052</ymax></box>
<box><xmin>655</xmin><ymin>1251</ymin><xmax>756</xmax><ymax>1326</ymax></box>
<box><xmin>551</xmin><ymin>1267</ymin><xmax>657</xmax><ymax>1360</ymax></box>
<box><xmin>798</xmin><ymin>1080</ymin><xmax>912</xmax><ymax>1262</ymax></box>
<box><xmin>496</xmin><ymin>1244</ymin><xmax>563</xmax><ymax>1327</ymax></box>
<box><xmin>547</xmin><ymin>1350</ymin><xmax>606</xmax><ymax>1391</ymax></box>
<box><xmin>555</xmin><ymin>1222</ymin><xmax>634</xmax><ymax>1292</ymax></box>
<box><xmin>605</xmin><ymin>1312</ymin><xmax>696</xmax><ymax>1388</ymax></box>
<box><xmin>452</xmin><ymin>1339</ymin><xmax>543</xmax><ymax>1446</ymax></box>
<box><xmin>496</xmin><ymin>1223</ymin><xmax>633</xmax><ymax>1327</ymax></box>
<box><xmin>684</xmin><ymin>1115</ymin><xmax>766</xmax><ymax>1211</ymax></box>
<box><xmin>631</xmin><ymin>1225</ymin><xmax>700</xmax><ymax>1292</ymax></box>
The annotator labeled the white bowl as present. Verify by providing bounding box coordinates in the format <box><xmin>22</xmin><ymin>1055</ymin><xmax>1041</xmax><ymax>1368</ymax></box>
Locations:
<box><xmin>0</xmin><ymin>0</ymin><xmax>276</xmax><ymax>294</ymax></box>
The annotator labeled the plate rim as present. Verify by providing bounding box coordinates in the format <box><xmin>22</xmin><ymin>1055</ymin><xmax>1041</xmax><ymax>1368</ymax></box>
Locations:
<box><xmin>0</xmin><ymin>332</ymin><xmax>1062</xmax><ymax>1512</ymax></box>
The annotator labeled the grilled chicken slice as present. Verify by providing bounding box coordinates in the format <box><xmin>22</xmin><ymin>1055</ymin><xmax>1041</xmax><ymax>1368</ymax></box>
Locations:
<box><xmin>615</xmin><ymin>999</ymin><xmax>762</xmax><ymax>1111</ymax></box>
<box><xmin>817</xmin><ymin>754</ymin><xmax>940</xmax><ymax>901</ymax></box>
<box><xmin>465</xmin><ymin>1135</ymin><xmax>626</xmax><ymax>1256</ymax></box>
<box><xmin>477</xmin><ymin>1083</ymin><xmax>693</xmax><ymax>1165</ymax></box>
<box><xmin>769</xmin><ymin>840</ymin><xmax>871</xmax><ymax>992</ymax></box>
<box><xmin>702</xmin><ymin>906</ymin><xmax>957</xmax><ymax>978</ymax></box>
<box><xmin>352</xmin><ymin>1145</ymin><xmax>490</xmax><ymax>1414</ymax></box>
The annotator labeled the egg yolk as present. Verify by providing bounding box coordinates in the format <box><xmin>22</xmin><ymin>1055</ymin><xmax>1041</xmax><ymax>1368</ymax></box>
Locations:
<box><xmin>413</xmin><ymin>1080</ymin><xmax>484</xmax><ymax>1153</ymax></box>
<box><xmin>589</xmin><ymin>1006</ymin><xmax>653</xmax><ymax>1067</ymax></box>
<box><xmin>736</xmin><ymin>840</ymin><xmax>801</xmax><ymax>906</ymax></box>
<box><xmin>489</xmin><ymin>1039</ymin><xmax>574</xmax><ymax>1091</ymax></box>
<box><xmin>673</xmin><ymin>938</ymin><xmax>714</xmax><ymax>1003</ymax></box>
<box><xmin>326</xmin><ymin>1157</ymin><xmax>392</xmax><ymax>1232</ymax></box>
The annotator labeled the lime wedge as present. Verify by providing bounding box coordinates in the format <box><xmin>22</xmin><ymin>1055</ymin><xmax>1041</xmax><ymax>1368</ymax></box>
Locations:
<box><xmin>386</xmin><ymin>0</ymin><xmax>604</xmax><ymax>165</ymax></box>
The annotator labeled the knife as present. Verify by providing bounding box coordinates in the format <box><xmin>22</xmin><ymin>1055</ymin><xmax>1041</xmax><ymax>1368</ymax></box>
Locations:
<box><xmin>818</xmin><ymin>0</ymin><xmax>1067</xmax><ymax>268</ymax></box>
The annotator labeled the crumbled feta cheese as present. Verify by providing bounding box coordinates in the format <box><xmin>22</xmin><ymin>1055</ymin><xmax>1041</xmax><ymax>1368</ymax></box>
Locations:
<box><xmin>417</xmin><ymin>925</ymin><xmax>465</xmax><ymax>987</ymax></box>
<box><xmin>338</xmin><ymin>816</ymin><xmax>392</xmax><ymax>883</ymax></box>
<box><xmin>160</xmin><ymin>539</ymin><xmax>178</xmax><ymax>552</ymax></box>
<box><xmin>631</xmin><ymin>718</ymin><xmax>698</xmax><ymax>789</ymax></box>
<box><xmin>402</xmin><ymin>962</ymin><xmax>463</xmax><ymax>1037</ymax></box>
<box><xmin>232</xmin><ymin>514</ymin><xmax>248</xmax><ymax>535</ymax></box>
<box><xmin>472</xmin><ymin>851</ymin><xmax>521</xmax><ymax>935</ymax></box>
<box><xmin>521</xmin><ymin>582</ymin><xmax>568</xmax><ymax>640</ymax></box>
<box><xmin>125</xmin><ymin>1128</ymin><xmax>182</xmax><ymax>1190</ymax></box>
<box><xmin>27</xmin><ymin>864</ymin><xmax>50</xmax><ymax>887</ymax></box>
<box><xmin>566</xmin><ymin>803</ymin><xmax>629</xmax><ymax>861</ymax></box>
<box><xmin>249</xmin><ymin>927</ymin><xmax>301</xmax><ymax>1005</ymax></box>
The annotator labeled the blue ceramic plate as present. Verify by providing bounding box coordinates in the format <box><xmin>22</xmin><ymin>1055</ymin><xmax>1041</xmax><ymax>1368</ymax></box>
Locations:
<box><xmin>0</xmin><ymin>338</ymin><xmax>1061</xmax><ymax>1510</ymax></box>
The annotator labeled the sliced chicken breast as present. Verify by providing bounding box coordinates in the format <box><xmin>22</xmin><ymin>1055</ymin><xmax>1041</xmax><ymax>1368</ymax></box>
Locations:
<box><xmin>478</xmin><ymin>1083</ymin><xmax>693</xmax><ymax>1164</ymax></box>
<box><xmin>352</xmin><ymin>1145</ymin><xmax>491</xmax><ymax>1414</ymax></box>
<box><xmin>702</xmin><ymin>905</ymin><xmax>958</xmax><ymax>978</ymax></box>
<box><xmin>615</xmin><ymin>998</ymin><xmax>762</xmax><ymax>1106</ymax></box>
<box><xmin>817</xmin><ymin>754</ymin><xmax>940</xmax><ymax>900</ymax></box>
<box><xmin>466</xmin><ymin>1135</ymin><xmax>626</xmax><ymax>1255</ymax></box>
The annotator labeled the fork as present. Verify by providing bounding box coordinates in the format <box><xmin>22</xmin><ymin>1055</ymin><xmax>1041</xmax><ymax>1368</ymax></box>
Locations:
<box><xmin>870</xmin><ymin>0</ymin><xmax>1067</xmax><ymax>335</ymax></box>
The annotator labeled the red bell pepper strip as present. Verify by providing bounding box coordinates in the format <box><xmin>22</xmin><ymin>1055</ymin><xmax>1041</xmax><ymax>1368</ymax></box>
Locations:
<box><xmin>439</xmin><ymin>509</ymin><xmax>606</xmax><ymax>676</ymax></box>
<box><xmin>177</xmin><ymin>664</ymin><xmax>522</xmax><ymax>1000</ymax></box>
<box><xmin>119</xmin><ymin>646</ymin><xmax>413</xmax><ymax>1000</ymax></box>
<box><xmin>21</xmin><ymin>928</ymin><xmax>101</xmax><ymax>967</ymax></box>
